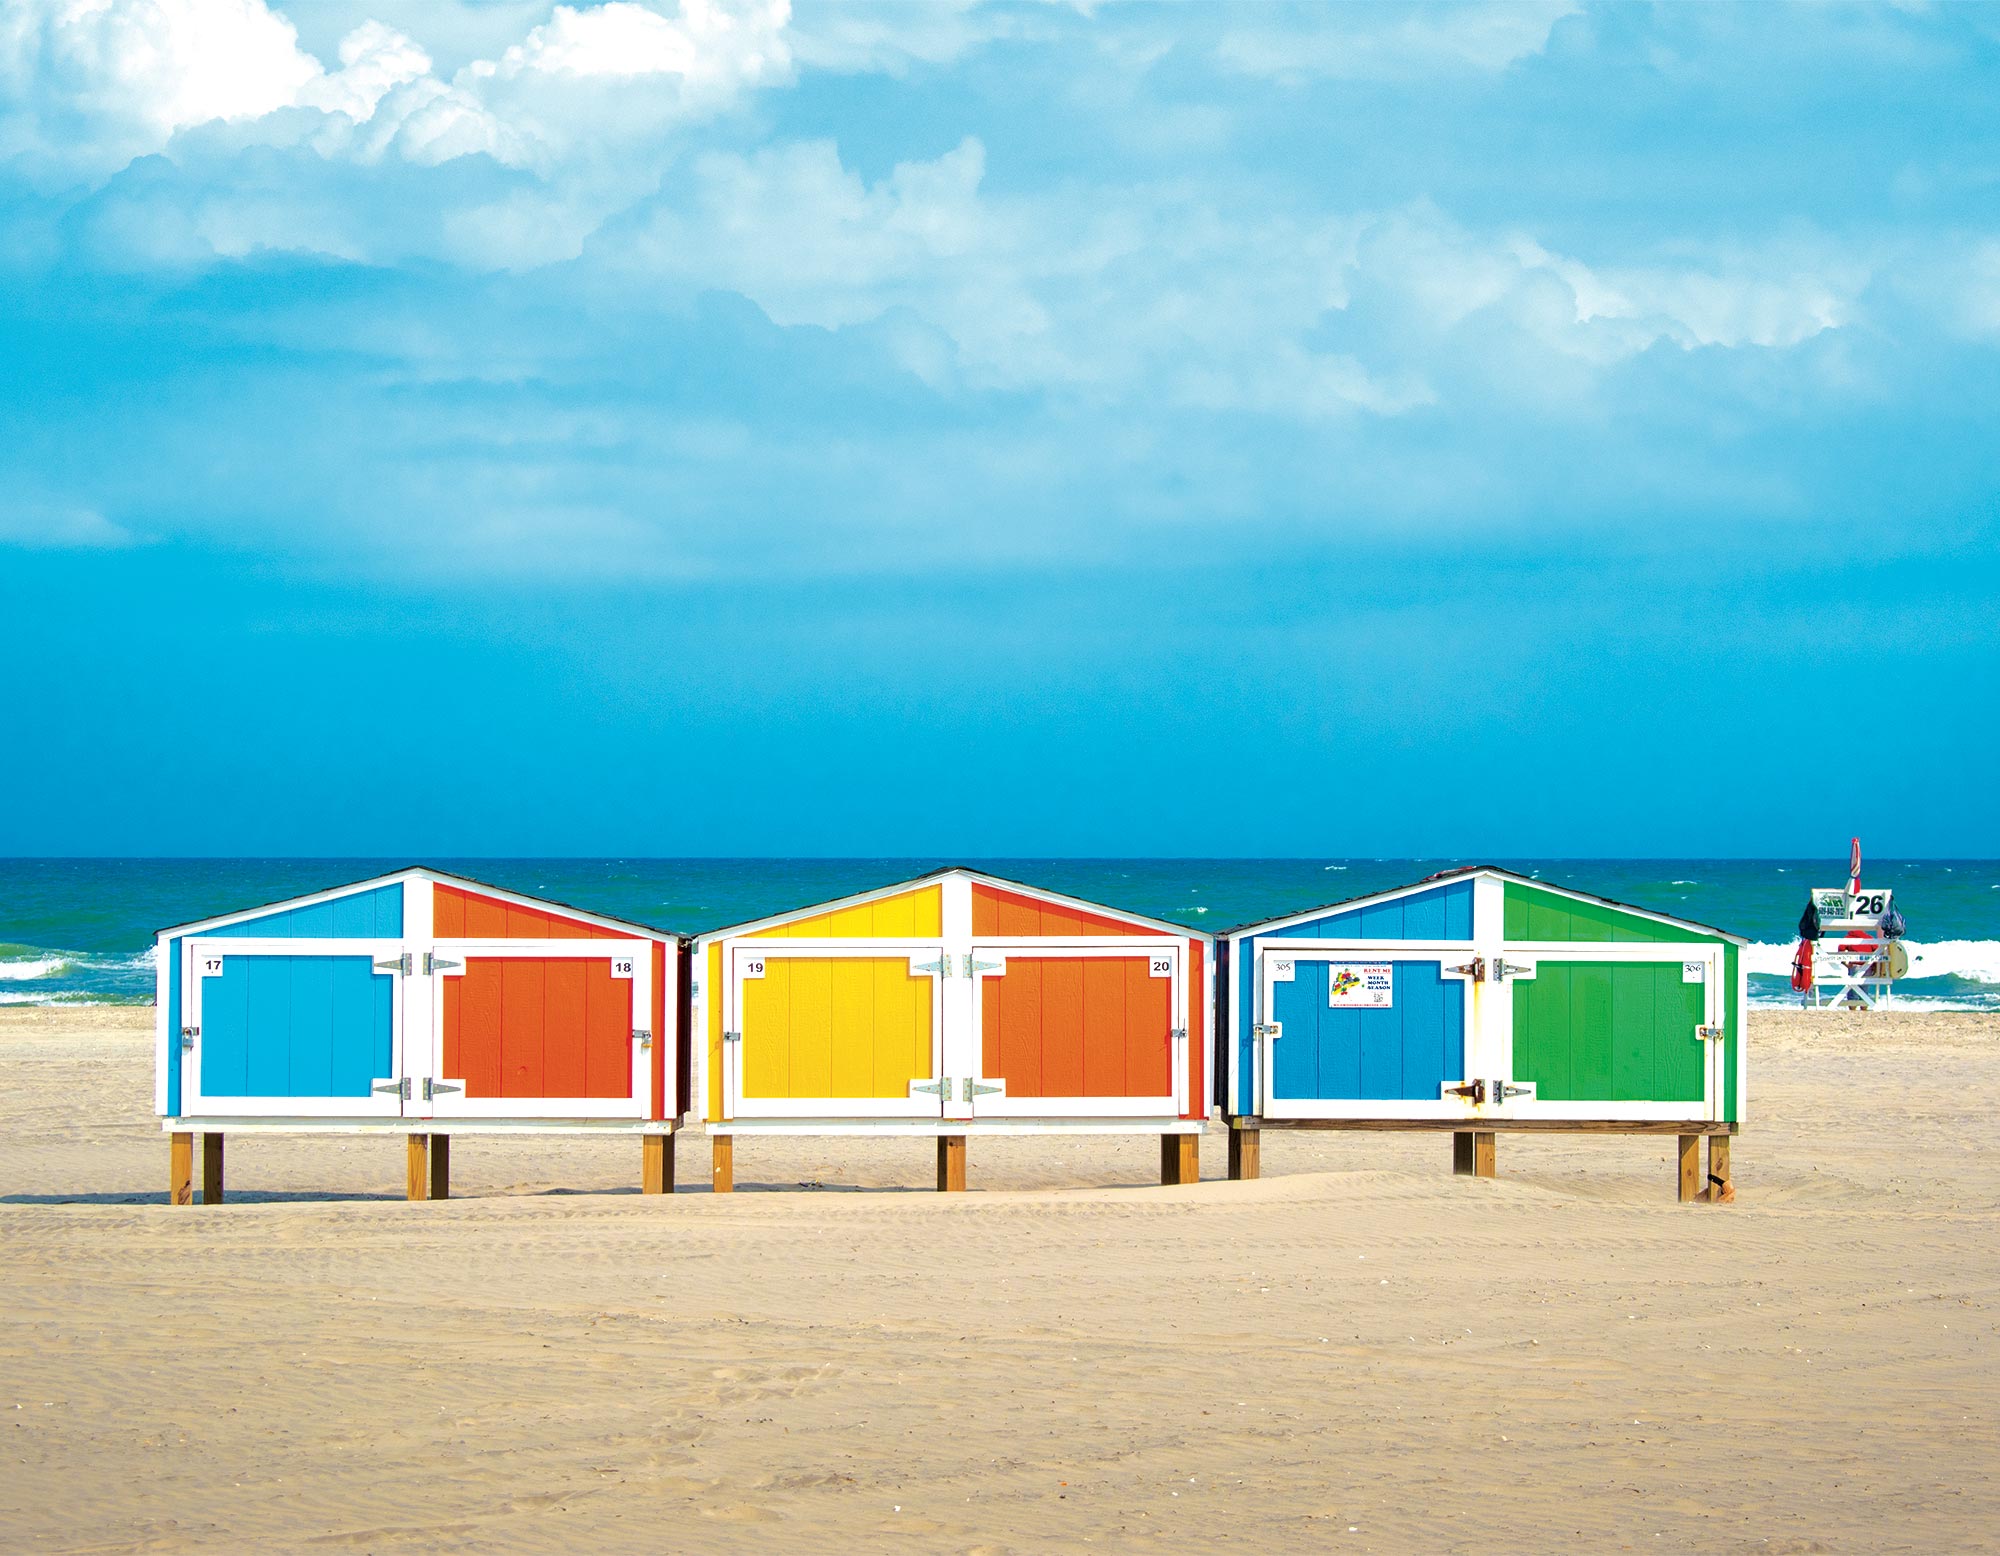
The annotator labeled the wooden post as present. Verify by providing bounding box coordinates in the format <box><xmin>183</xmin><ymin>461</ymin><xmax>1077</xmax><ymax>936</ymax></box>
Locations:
<box><xmin>1677</xmin><ymin>1133</ymin><xmax>1701</xmax><ymax>1203</ymax></box>
<box><xmin>937</xmin><ymin>1134</ymin><xmax>967</xmax><ymax>1192</ymax></box>
<box><xmin>169</xmin><ymin>1132</ymin><xmax>194</xmax><ymax>1206</ymax></box>
<box><xmin>200</xmin><ymin>1133</ymin><xmax>225</xmax><ymax>1205</ymax></box>
<box><xmin>428</xmin><ymin>1135</ymin><xmax>450</xmax><ymax>1201</ymax></box>
<box><xmin>406</xmin><ymin>1134</ymin><xmax>430</xmax><ymax>1202</ymax></box>
<box><xmin>1706</xmin><ymin>1134</ymin><xmax>1734</xmax><ymax>1204</ymax></box>
<box><xmin>1452</xmin><ymin>1132</ymin><xmax>1475</xmax><ymax>1176</ymax></box>
<box><xmin>642</xmin><ymin>1133</ymin><xmax>674</xmax><ymax>1195</ymax></box>
<box><xmin>1473</xmin><ymin>1131</ymin><xmax>1496</xmax><ymax>1179</ymax></box>
<box><xmin>711</xmin><ymin>1134</ymin><xmax>734</xmax><ymax>1194</ymax></box>
<box><xmin>1160</xmin><ymin>1132</ymin><xmax>1198</xmax><ymax>1185</ymax></box>
<box><xmin>1227</xmin><ymin>1124</ymin><xmax>1260</xmax><ymax>1181</ymax></box>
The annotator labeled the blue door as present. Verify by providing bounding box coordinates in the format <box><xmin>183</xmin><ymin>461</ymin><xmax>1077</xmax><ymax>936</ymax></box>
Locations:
<box><xmin>1260</xmin><ymin>948</ymin><xmax>1468</xmax><ymax>1117</ymax></box>
<box><xmin>182</xmin><ymin>939</ymin><xmax>405</xmax><ymax>1116</ymax></box>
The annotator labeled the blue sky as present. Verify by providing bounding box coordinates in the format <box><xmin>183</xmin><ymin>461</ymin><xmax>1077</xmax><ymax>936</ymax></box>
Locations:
<box><xmin>2</xmin><ymin>0</ymin><xmax>1996</xmax><ymax>857</ymax></box>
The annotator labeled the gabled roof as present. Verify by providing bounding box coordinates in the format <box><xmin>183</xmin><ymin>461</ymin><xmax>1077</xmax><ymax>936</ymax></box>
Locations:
<box><xmin>157</xmin><ymin>865</ymin><xmax>677</xmax><ymax>942</ymax></box>
<box><xmin>1221</xmin><ymin>865</ymin><xmax>1747</xmax><ymax>945</ymax></box>
<box><xmin>693</xmin><ymin>865</ymin><xmax>1212</xmax><ymax>943</ymax></box>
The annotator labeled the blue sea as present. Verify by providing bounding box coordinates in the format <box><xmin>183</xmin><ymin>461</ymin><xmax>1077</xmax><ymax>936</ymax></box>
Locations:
<box><xmin>1</xmin><ymin>857</ymin><xmax>1996</xmax><ymax>1012</ymax></box>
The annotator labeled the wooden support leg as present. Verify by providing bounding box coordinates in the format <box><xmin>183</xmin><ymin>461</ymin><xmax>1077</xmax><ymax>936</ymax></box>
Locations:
<box><xmin>1227</xmin><ymin>1124</ymin><xmax>1260</xmax><ymax>1181</ymax></box>
<box><xmin>1159</xmin><ymin>1132</ymin><xmax>1199</xmax><ymax>1186</ymax></box>
<box><xmin>1677</xmin><ymin>1134</ymin><xmax>1701</xmax><ymax>1203</ymax></box>
<box><xmin>1453</xmin><ymin>1131</ymin><xmax>1475</xmax><ymax>1176</ymax></box>
<box><xmin>1473</xmin><ymin>1132</ymin><xmax>1496</xmax><ymax>1179</ymax></box>
<box><xmin>711</xmin><ymin>1134</ymin><xmax>734</xmax><ymax>1194</ymax></box>
<box><xmin>1706</xmin><ymin>1134</ymin><xmax>1734</xmax><ymax>1204</ymax></box>
<box><xmin>429</xmin><ymin>1135</ymin><xmax>450</xmax><ymax>1201</ymax></box>
<box><xmin>643</xmin><ymin>1133</ymin><xmax>674</xmax><ymax>1195</ymax></box>
<box><xmin>200</xmin><ymin>1132</ymin><xmax>225</xmax><ymax>1205</ymax></box>
<box><xmin>937</xmin><ymin>1134</ymin><xmax>967</xmax><ymax>1193</ymax></box>
<box><xmin>406</xmin><ymin>1135</ymin><xmax>431</xmax><ymax>1202</ymax></box>
<box><xmin>170</xmin><ymin>1131</ymin><xmax>193</xmax><ymax>1206</ymax></box>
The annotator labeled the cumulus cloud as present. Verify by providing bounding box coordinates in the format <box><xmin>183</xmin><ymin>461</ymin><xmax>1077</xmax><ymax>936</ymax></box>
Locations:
<box><xmin>0</xmin><ymin>0</ymin><xmax>793</xmax><ymax>183</ymax></box>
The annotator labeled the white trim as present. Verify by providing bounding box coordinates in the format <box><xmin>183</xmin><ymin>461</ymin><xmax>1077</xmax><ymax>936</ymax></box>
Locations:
<box><xmin>967</xmin><ymin>941</ymin><xmax>1185</xmax><ymax>1118</ymax></box>
<box><xmin>1256</xmin><ymin>945</ymin><xmax>1480</xmax><ymax>1121</ymax></box>
<box><xmin>153</xmin><ymin>932</ymin><xmax>173</xmax><ymax>1115</ymax></box>
<box><xmin>1735</xmin><ymin>951</ymin><xmax>1749</xmax><ymax>1125</ymax></box>
<box><xmin>722</xmin><ymin>939</ymin><xmax>947</xmax><ymax>1122</ymax></box>
<box><xmin>180</xmin><ymin>938</ymin><xmax>408</xmax><ymax>1118</ymax></box>
<box><xmin>163</xmin><ymin>1117</ymin><xmax>678</xmax><ymax>1136</ymax></box>
<box><xmin>421</xmin><ymin>939</ymin><xmax>653</xmax><ymax>1121</ymax></box>
<box><xmin>711</xmin><ymin>1118</ymin><xmax>1202</xmax><ymax>1137</ymax></box>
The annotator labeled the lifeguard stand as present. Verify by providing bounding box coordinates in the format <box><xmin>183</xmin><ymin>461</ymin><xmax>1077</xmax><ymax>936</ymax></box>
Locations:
<box><xmin>1807</xmin><ymin>885</ymin><xmax>1896</xmax><ymax>1009</ymax></box>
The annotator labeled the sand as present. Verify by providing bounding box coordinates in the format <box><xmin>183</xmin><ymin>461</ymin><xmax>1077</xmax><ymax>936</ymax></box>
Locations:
<box><xmin>0</xmin><ymin>1006</ymin><xmax>1994</xmax><ymax>1554</ymax></box>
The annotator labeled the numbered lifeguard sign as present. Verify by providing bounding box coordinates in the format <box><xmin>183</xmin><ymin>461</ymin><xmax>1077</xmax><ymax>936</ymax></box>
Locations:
<box><xmin>1327</xmin><ymin>963</ymin><xmax>1395</xmax><ymax>1009</ymax></box>
<box><xmin>1813</xmin><ymin>886</ymin><xmax>1893</xmax><ymax>926</ymax></box>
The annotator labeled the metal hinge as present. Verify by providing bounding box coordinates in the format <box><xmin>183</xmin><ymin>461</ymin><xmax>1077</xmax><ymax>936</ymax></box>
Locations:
<box><xmin>375</xmin><ymin>952</ymin><xmax>412</xmax><ymax>976</ymax></box>
<box><xmin>911</xmin><ymin>1080</ymin><xmax>947</xmax><ymax>1096</ymax></box>
<box><xmin>912</xmin><ymin>958</ymin><xmax>947</xmax><ymax>977</ymax></box>
<box><xmin>968</xmin><ymin>956</ymin><xmax>1002</xmax><ymax>975</ymax></box>
<box><xmin>374</xmin><ymin>1077</ymin><xmax>412</xmax><ymax>1099</ymax></box>
<box><xmin>1445</xmin><ymin>1080</ymin><xmax>1487</xmax><ymax>1103</ymax></box>
<box><xmin>634</xmin><ymin>1028</ymin><xmax>653</xmax><ymax>1049</ymax></box>
<box><xmin>179</xmin><ymin>1025</ymin><xmax>197</xmax><ymax>1050</ymax></box>
<box><xmin>1697</xmin><ymin>1025</ymin><xmax>1725</xmax><ymax>1042</ymax></box>
<box><xmin>423</xmin><ymin>1079</ymin><xmax>461</xmax><ymax>1101</ymax></box>
<box><xmin>962</xmin><ymin>1079</ymin><xmax>1003</xmax><ymax>1101</ymax></box>
<box><xmin>1491</xmin><ymin>957</ymin><xmax>1533</xmax><ymax>981</ymax></box>
<box><xmin>723</xmin><ymin>1030</ymin><xmax>741</xmax><ymax>1044</ymax></box>
<box><xmin>1490</xmin><ymin>1080</ymin><xmax>1530</xmax><ymax>1101</ymax></box>
<box><xmin>1449</xmin><ymin>956</ymin><xmax>1486</xmax><ymax>981</ymax></box>
<box><xmin>424</xmin><ymin>952</ymin><xmax>460</xmax><ymax>975</ymax></box>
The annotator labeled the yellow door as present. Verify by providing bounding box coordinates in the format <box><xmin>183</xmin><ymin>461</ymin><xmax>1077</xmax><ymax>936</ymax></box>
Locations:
<box><xmin>730</xmin><ymin>946</ymin><xmax>944</xmax><ymax>1118</ymax></box>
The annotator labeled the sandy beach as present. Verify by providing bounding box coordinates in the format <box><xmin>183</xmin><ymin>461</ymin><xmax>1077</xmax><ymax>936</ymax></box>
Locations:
<box><xmin>0</xmin><ymin>1005</ymin><xmax>1993</xmax><ymax>1553</ymax></box>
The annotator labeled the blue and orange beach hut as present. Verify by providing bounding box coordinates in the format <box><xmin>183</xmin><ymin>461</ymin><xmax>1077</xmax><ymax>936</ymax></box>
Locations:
<box><xmin>154</xmin><ymin>867</ymin><xmax>683</xmax><ymax>1203</ymax></box>
<box><xmin>690</xmin><ymin>868</ymin><xmax>1213</xmax><ymax>1191</ymax></box>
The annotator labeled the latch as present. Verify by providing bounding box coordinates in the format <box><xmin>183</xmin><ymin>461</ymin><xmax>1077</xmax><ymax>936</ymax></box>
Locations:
<box><xmin>179</xmin><ymin>1025</ymin><xmax>197</xmax><ymax>1051</ymax></box>
<box><xmin>423</xmin><ymin>1079</ymin><xmax>461</xmax><ymax>1101</ymax></box>
<box><xmin>1253</xmin><ymin>1023</ymin><xmax>1281</xmax><ymax>1038</ymax></box>
<box><xmin>423</xmin><ymin>952</ymin><xmax>461</xmax><ymax>975</ymax></box>
<box><xmin>374</xmin><ymin>952</ymin><xmax>413</xmax><ymax>975</ymax></box>
<box><xmin>633</xmin><ymin>1028</ymin><xmax>653</xmax><ymax>1049</ymax></box>
<box><xmin>1170</xmin><ymin>1027</ymin><xmax>1187</xmax><ymax>1042</ymax></box>
<box><xmin>1696</xmin><ymin>1025</ymin><xmax>1725</xmax><ymax>1042</ymax></box>
<box><xmin>374</xmin><ymin>1078</ymin><xmax>412</xmax><ymax>1099</ymax></box>
<box><xmin>722</xmin><ymin>1030</ymin><xmax>742</xmax><ymax>1044</ymax></box>
<box><xmin>1449</xmin><ymin>956</ymin><xmax>1486</xmax><ymax>981</ymax></box>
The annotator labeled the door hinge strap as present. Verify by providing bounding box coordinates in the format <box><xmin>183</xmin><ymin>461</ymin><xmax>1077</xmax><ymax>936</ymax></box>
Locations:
<box><xmin>374</xmin><ymin>1078</ymin><xmax>412</xmax><ymax>1099</ymax></box>
<box><xmin>424</xmin><ymin>952</ymin><xmax>461</xmax><ymax>975</ymax></box>
<box><xmin>423</xmin><ymin>1078</ymin><xmax>461</xmax><ymax>1101</ymax></box>
<box><xmin>911</xmin><ymin>1080</ymin><xmax>946</xmax><ymax>1096</ymax></box>
<box><xmin>375</xmin><ymin>952</ymin><xmax>412</xmax><ymax>975</ymax></box>
<box><xmin>1449</xmin><ymin>956</ymin><xmax>1486</xmax><ymax>980</ymax></box>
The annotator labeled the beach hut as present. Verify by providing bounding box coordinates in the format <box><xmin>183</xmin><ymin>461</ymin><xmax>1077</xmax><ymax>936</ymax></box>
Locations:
<box><xmin>1219</xmin><ymin>868</ymin><xmax>1747</xmax><ymax>1201</ymax></box>
<box><xmin>690</xmin><ymin>869</ymin><xmax>1212</xmax><ymax>1191</ymax></box>
<box><xmin>155</xmin><ymin>867</ymin><xmax>683</xmax><ymax>1203</ymax></box>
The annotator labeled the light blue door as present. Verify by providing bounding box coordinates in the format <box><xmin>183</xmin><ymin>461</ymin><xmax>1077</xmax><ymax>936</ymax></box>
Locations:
<box><xmin>184</xmin><ymin>940</ymin><xmax>404</xmax><ymax>1115</ymax></box>
<box><xmin>1263</xmin><ymin>950</ymin><xmax>1466</xmax><ymax>1112</ymax></box>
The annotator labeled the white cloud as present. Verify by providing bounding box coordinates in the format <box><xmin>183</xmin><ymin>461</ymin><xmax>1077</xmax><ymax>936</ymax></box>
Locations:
<box><xmin>297</xmin><ymin>19</ymin><xmax>432</xmax><ymax>121</ymax></box>
<box><xmin>1218</xmin><ymin>1</ymin><xmax>1578</xmax><ymax>83</ymax></box>
<box><xmin>0</xmin><ymin>498</ymin><xmax>137</xmax><ymax>548</ymax></box>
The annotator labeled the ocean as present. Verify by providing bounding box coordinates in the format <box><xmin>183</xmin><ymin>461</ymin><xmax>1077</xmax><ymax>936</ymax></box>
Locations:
<box><xmin>1</xmin><ymin>857</ymin><xmax>1996</xmax><ymax>1012</ymax></box>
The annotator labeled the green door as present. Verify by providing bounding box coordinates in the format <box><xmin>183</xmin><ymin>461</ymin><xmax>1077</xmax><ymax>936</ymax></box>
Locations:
<box><xmin>1510</xmin><ymin>953</ymin><xmax>1712</xmax><ymax>1108</ymax></box>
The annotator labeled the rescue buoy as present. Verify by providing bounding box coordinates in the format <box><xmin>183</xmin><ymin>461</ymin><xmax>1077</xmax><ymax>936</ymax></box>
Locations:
<box><xmin>1791</xmin><ymin>940</ymin><xmax>1813</xmax><ymax>993</ymax></box>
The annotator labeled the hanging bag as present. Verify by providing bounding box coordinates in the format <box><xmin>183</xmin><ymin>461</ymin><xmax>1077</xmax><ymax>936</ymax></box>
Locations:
<box><xmin>1797</xmin><ymin>898</ymin><xmax>1822</xmax><ymax>942</ymax></box>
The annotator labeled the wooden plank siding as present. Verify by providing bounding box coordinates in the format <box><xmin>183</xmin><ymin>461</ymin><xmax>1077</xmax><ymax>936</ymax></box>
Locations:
<box><xmin>980</xmin><ymin>955</ymin><xmax>1172</xmax><ymax>1100</ymax></box>
<box><xmin>740</xmin><ymin>956</ymin><xmax>934</xmax><ymax>1101</ymax></box>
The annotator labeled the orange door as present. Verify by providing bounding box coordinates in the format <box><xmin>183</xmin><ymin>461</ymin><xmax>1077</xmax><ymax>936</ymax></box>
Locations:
<box><xmin>972</xmin><ymin>946</ymin><xmax>1181</xmax><ymax>1116</ymax></box>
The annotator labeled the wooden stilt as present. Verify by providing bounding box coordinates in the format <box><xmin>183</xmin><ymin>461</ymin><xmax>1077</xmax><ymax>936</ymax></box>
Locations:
<box><xmin>1227</xmin><ymin>1124</ymin><xmax>1260</xmax><ymax>1181</ymax></box>
<box><xmin>200</xmin><ymin>1132</ymin><xmax>224</xmax><ymax>1205</ymax></box>
<box><xmin>1160</xmin><ymin>1132</ymin><xmax>1199</xmax><ymax>1185</ymax></box>
<box><xmin>642</xmin><ymin>1133</ymin><xmax>674</xmax><ymax>1195</ymax></box>
<box><xmin>406</xmin><ymin>1135</ymin><xmax>431</xmax><ymax>1202</ymax></box>
<box><xmin>1677</xmin><ymin>1133</ymin><xmax>1701</xmax><ymax>1203</ymax></box>
<box><xmin>936</xmin><ymin>1134</ymin><xmax>967</xmax><ymax>1192</ymax></box>
<box><xmin>1473</xmin><ymin>1131</ymin><xmax>1496</xmax><ymax>1179</ymax></box>
<box><xmin>1705</xmin><ymin>1134</ymin><xmax>1734</xmax><ymax>1203</ymax></box>
<box><xmin>1452</xmin><ymin>1132</ymin><xmax>1475</xmax><ymax>1176</ymax></box>
<box><xmin>428</xmin><ymin>1135</ymin><xmax>450</xmax><ymax>1201</ymax></box>
<box><xmin>710</xmin><ymin>1134</ymin><xmax>734</xmax><ymax>1194</ymax></box>
<box><xmin>169</xmin><ymin>1131</ymin><xmax>194</xmax><ymax>1206</ymax></box>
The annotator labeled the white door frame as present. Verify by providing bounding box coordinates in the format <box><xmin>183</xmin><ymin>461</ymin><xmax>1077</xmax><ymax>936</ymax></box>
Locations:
<box><xmin>422</xmin><ymin>939</ymin><xmax>653</xmax><ymax>1120</ymax></box>
<box><xmin>1491</xmin><ymin>942</ymin><xmax>1725</xmax><ymax>1123</ymax></box>
<box><xmin>1257</xmin><ymin>942</ymin><xmax>1481</xmax><ymax>1121</ymax></box>
<box><xmin>722</xmin><ymin>939</ymin><xmax>947</xmax><ymax>1121</ymax></box>
<box><xmin>966</xmin><ymin>940</ymin><xmax>1185</xmax><ymax>1118</ymax></box>
<box><xmin>180</xmin><ymin>937</ymin><xmax>408</xmax><ymax>1118</ymax></box>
